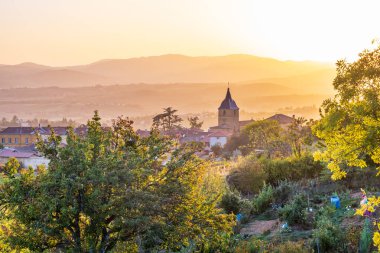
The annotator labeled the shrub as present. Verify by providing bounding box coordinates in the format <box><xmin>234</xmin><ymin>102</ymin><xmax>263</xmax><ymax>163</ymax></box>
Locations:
<box><xmin>345</xmin><ymin>225</ymin><xmax>361</xmax><ymax>253</ymax></box>
<box><xmin>313</xmin><ymin>215</ymin><xmax>345</xmax><ymax>252</ymax></box>
<box><xmin>278</xmin><ymin>194</ymin><xmax>308</xmax><ymax>226</ymax></box>
<box><xmin>252</xmin><ymin>184</ymin><xmax>274</xmax><ymax>214</ymax></box>
<box><xmin>273</xmin><ymin>180</ymin><xmax>299</xmax><ymax>206</ymax></box>
<box><xmin>227</xmin><ymin>155</ymin><xmax>266</xmax><ymax>195</ymax></box>
<box><xmin>220</xmin><ymin>191</ymin><xmax>242</xmax><ymax>214</ymax></box>
<box><xmin>220</xmin><ymin>191</ymin><xmax>253</xmax><ymax>224</ymax></box>
<box><xmin>271</xmin><ymin>241</ymin><xmax>310</xmax><ymax>253</ymax></box>
<box><xmin>234</xmin><ymin>237</ymin><xmax>268</xmax><ymax>253</ymax></box>
<box><xmin>211</xmin><ymin>144</ymin><xmax>223</xmax><ymax>156</ymax></box>
<box><xmin>262</xmin><ymin>154</ymin><xmax>323</xmax><ymax>185</ymax></box>
<box><xmin>359</xmin><ymin>218</ymin><xmax>373</xmax><ymax>253</ymax></box>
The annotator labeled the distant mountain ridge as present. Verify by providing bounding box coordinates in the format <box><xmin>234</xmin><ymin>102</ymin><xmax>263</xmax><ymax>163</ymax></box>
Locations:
<box><xmin>0</xmin><ymin>54</ymin><xmax>335</xmax><ymax>93</ymax></box>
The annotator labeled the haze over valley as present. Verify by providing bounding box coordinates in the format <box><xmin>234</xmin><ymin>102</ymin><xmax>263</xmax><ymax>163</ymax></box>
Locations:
<box><xmin>0</xmin><ymin>54</ymin><xmax>335</xmax><ymax>127</ymax></box>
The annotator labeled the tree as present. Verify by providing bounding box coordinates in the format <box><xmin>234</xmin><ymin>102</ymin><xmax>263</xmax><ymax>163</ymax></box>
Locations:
<box><xmin>312</xmin><ymin>43</ymin><xmax>380</xmax><ymax>251</ymax></box>
<box><xmin>3</xmin><ymin>157</ymin><xmax>20</xmax><ymax>177</ymax></box>
<box><xmin>224</xmin><ymin>132</ymin><xmax>250</xmax><ymax>155</ymax></box>
<box><xmin>211</xmin><ymin>144</ymin><xmax>223</xmax><ymax>157</ymax></box>
<box><xmin>243</xmin><ymin>120</ymin><xmax>290</xmax><ymax>158</ymax></box>
<box><xmin>0</xmin><ymin>112</ymin><xmax>234</xmax><ymax>252</ymax></box>
<box><xmin>286</xmin><ymin>116</ymin><xmax>314</xmax><ymax>157</ymax></box>
<box><xmin>188</xmin><ymin>116</ymin><xmax>203</xmax><ymax>130</ymax></box>
<box><xmin>152</xmin><ymin>107</ymin><xmax>183</xmax><ymax>133</ymax></box>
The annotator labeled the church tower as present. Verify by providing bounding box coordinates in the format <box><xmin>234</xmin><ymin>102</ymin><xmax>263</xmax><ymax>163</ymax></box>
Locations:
<box><xmin>218</xmin><ymin>88</ymin><xmax>240</xmax><ymax>133</ymax></box>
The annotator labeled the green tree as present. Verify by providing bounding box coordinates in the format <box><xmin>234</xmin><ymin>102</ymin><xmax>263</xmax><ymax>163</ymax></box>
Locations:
<box><xmin>3</xmin><ymin>157</ymin><xmax>20</xmax><ymax>177</ymax></box>
<box><xmin>312</xmin><ymin>43</ymin><xmax>380</xmax><ymax>250</ymax></box>
<box><xmin>0</xmin><ymin>112</ymin><xmax>233</xmax><ymax>252</ymax></box>
<box><xmin>152</xmin><ymin>107</ymin><xmax>183</xmax><ymax>133</ymax></box>
<box><xmin>286</xmin><ymin>116</ymin><xmax>314</xmax><ymax>157</ymax></box>
<box><xmin>243</xmin><ymin>120</ymin><xmax>290</xmax><ymax>158</ymax></box>
<box><xmin>188</xmin><ymin>116</ymin><xmax>203</xmax><ymax>130</ymax></box>
<box><xmin>224</xmin><ymin>132</ymin><xmax>250</xmax><ymax>155</ymax></box>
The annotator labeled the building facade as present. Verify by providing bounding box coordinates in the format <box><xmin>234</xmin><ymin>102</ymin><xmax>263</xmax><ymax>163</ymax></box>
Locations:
<box><xmin>210</xmin><ymin>88</ymin><xmax>240</xmax><ymax>133</ymax></box>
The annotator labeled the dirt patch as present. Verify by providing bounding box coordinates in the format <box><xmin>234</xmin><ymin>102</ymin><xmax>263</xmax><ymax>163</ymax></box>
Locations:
<box><xmin>240</xmin><ymin>219</ymin><xmax>280</xmax><ymax>236</ymax></box>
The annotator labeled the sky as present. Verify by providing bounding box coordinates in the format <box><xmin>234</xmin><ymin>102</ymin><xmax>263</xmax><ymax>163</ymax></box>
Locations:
<box><xmin>1</xmin><ymin>0</ymin><xmax>380</xmax><ymax>66</ymax></box>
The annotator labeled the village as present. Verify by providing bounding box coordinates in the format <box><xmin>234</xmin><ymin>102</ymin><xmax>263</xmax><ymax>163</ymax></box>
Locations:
<box><xmin>0</xmin><ymin>88</ymin><xmax>294</xmax><ymax>169</ymax></box>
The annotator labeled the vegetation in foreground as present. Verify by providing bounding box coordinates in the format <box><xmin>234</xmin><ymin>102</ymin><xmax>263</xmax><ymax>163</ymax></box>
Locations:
<box><xmin>1</xmin><ymin>43</ymin><xmax>380</xmax><ymax>252</ymax></box>
<box><xmin>0</xmin><ymin>112</ymin><xmax>234</xmax><ymax>252</ymax></box>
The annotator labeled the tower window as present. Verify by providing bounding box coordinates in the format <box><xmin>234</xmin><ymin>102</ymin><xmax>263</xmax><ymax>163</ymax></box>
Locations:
<box><xmin>223</xmin><ymin>110</ymin><xmax>226</xmax><ymax>116</ymax></box>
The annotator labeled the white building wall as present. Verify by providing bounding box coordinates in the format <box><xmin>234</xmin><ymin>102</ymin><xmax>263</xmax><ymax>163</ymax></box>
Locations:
<box><xmin>209</xmin><ymin>136</ymin><xmax>227</xmax><ymax>147</ymax></box>
<box><xmin>0</xmin><ymin>157</ymin><xmax>50</xmax><ymax>169</ymax></box>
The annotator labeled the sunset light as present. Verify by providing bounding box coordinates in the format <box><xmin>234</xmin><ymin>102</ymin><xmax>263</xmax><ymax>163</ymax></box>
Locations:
<box><xmin>1</xmin><ymin>0</ymin><xmax>379</xmax><ymax>65</ymax></box>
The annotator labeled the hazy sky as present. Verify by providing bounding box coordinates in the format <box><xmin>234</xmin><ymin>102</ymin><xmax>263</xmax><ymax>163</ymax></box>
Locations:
<box><xmin>1</xmin><ymin>0</ymin><xmax>379</xmax><ymax>65</ymax></box>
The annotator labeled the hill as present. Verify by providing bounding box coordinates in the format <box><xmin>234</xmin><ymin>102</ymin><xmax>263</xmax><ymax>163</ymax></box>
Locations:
<box><xmin>0</xmin><ymin>54</ymin><xmax>335</xmax><ymax>93</ymax></box>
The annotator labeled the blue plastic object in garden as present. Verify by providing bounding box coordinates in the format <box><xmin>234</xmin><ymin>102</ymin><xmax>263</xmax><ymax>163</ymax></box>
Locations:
<box><xmin>236</xmin><ymin>213</ymin><xmax>242</xmax><ymax>222</ymax></box>
<box><xmin>330</xmin><ymin>196</ymin><xmax>340</xmax><ymax>208</ymax></box>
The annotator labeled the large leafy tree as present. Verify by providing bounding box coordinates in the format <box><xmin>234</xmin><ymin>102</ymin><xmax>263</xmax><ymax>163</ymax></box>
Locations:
<box><xmin>243</xmin><ymin>120</ymin><xmax>290</xmax><ymax>158</ymax></box>
<box><xmin>313</xmin><ymin>43</ymin><xmax>380</xmax><ymax>250</ymax></box>
<box><xmin>188</xmin><ymin>116</ymin><xmax>203</xmax><ymax>130</ymax></box>
<box><xmin>0</xmin><ymin>112</ymin><xmax>234</xmax><ymax>252</ymax></box>
<box><xmin>152</xmin><ymin>107</ymin><xmax>183</xmax><ymax>133</ymax></box>
<box><xmin>286</xmin><ymin>116</ymin><xmax>314</xmax><ymax>158</ymax></box>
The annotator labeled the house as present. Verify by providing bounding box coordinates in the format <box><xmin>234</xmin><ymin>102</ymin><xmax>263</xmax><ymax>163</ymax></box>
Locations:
<box><xmin>0</xmin><ymin>149</ymin><xmax>49</xmax><ymax>169</ymax></box>
<box><xmin>208</xmin><ymin>131</ymin><xmax>231</xmax><ymax>147</ymax></box>
<box><xmin>266</xmin><ymin>114</ymin><xmax>294</xmax><ymax>127</ymax></box>
<box><xmin>0</xmin><ymin>127</ymin><xmax>39</xmax><ymax>147</ymax></box>
<box><xmin>0</xmin><ymin>126</ymin><xmax>70</xmax><ymax>147</ymax></box>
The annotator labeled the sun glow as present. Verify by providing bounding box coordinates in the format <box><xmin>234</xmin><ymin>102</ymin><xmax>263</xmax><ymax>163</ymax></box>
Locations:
<box><xmin>0</xmin><ymin>0</ymin><xmax>379</xmax><ymax>65</ymax></box>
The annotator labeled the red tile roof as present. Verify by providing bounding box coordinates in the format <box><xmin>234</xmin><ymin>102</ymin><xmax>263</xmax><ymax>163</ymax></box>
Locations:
<box><xmin>0</xmin><ymin>150</ymin><xmax>36</xmax><ymax>158</ymax></box>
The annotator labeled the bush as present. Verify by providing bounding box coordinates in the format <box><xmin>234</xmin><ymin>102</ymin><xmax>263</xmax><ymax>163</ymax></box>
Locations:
<box><xmin>262</xmin><ymin>154</ymin><xmax>323</xmax><ymax>185</ymax></box>
<box><xmin>313</xmin><ymin>215</ymin><xmax>345</xmax><ymax>252</ymax></box>
<box><xmin>228</xmin><ymin>155</ymin><xmax>266</xmax><ymax>195</ymax></box>
<box><xmin>234</xmin><ymin>237</ymin><xmax>267</xmax><ymax>253</ymax></box>
<box><xmin>271</xmin><ymin>241</ymin><xmax>310</xmax><ymax>253</ymax></box>
<box><xmin>279</xmin><ymin>194</ymin><xmax>308</xmax><ymax>226</ymax></box>
<box><xmin>359</xmin><ymin>218</ymin><xmax>373</xmax><ymax>253</ymax></box>
<box><xmin>220</xmin><ymin>191</ymin><xmax>253</xmax><ymax>224</ymax></box>
<box><xmin>220</xmin><ymin>191</ymin><xmax>242</xmax><ymax>214</ymax></box>
<box><xmin>252</xmin><ymin>184</ymin><xmax>274</xmax><ymax>214</ymax></box>
<box><xmin>273</xmin><ymin>180</ymin><xmax>299</xmax><ymax>206</ymax></box>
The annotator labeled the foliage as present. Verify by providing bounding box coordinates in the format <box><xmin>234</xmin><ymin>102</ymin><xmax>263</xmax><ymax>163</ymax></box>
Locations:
<box><xmin>344</xmin><ymin>225</ymin><xmax>361</xmax><ymax>253</ymax></box>
<box><xmin>271</xmin><ymin>241</ymin><xmax>309</xmax><ymax>253</ymax></box>
<box><xmin>227</xmin><ymin>155</ymin><xmax>266</xmax><ymax>195</ymax></box>
<box><xmin>286</xmin><ymin>116</ymin><xmax>314</xmax><ymax>157</ymax></box>
<box><xmin>252</xmin><ymin>184</ymin><xmax>274</xmax><ymax>214</ymax></box>
<box><xmin>273</xmin><ymin>180</ymin><xmax>299</xmax><ymax>206</ymax></box>
<box><xmin>279</xmin><ymin>194</ymin><xmax>308</xmax><ymax>226</ymax></box>
<box><xmin>359</xmin><ymin>218</ymin><xmax>373</xmax><ymax>253</ymax></box>
<box><xmin>313</xmin><ymin>43</ymin><xmax>380</xmax><ymax>180</ymax></box>
<box><xmin>152</xmin><ymin>106</ymin><xmax>183</xmax><ymax>133</ymax></box>
<box><xmin>224</xmin><ymin>131</ymin><xmax>250</xmax><ymax>155</ymax></box>
<box><xmin>3</xmin><ymin>157</ymin><xmax>20</xmax><ymax>177</ymax></box>
<box><xmin>187</xmin><ymin>116</ymin><xmax>203</xmax><ymax>130</ymax></box>
<box><xmin>211</xmin><ymin>144</ymin><xmax>223</xmax><ymax>156</ymax></box>
<box><xmin>243</xmin><ymin>119</ymin><xmax>291</xmax><ymax>158</ymax></box>
<box><xmin>233</xmin><ymin>237</ymin><xmax>268</xmax><ymax>253</ymax></box>
<box><xmin>0</xmin><ymin>112</ymin><xmax>234</xmax><ymax>252</ymax></box>
<box><xmin>220</xmin><ymin>191</ymin><xmax>242</xmax><ymax>214</ymax></box>
<box><xmin>312</xmin><ymin>43</ymin><xmax>380</xmax><ymax>250</ymax></box>
<box><xmin>262</xmin><ymin>154</ymin><xmax>323</xmax><ymax>185</ymax></box>
<box><xmin>313</xmin><ymin>215</ymin><xmax>345</xmax><ymax>252</ymax></box>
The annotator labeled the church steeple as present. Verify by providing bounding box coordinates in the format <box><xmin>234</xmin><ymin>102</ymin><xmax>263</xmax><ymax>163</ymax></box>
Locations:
<box><xmin>218</xmin><ymin>88</ymin><xmax>239</xmax><ymax>110</ymax></box>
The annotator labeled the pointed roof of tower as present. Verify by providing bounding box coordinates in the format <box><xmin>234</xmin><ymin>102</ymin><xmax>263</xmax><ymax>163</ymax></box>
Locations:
<box><xmin>218</xmin><ymin>88</ymin><xmax>239</xmax><ymax>110</ymax></box>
